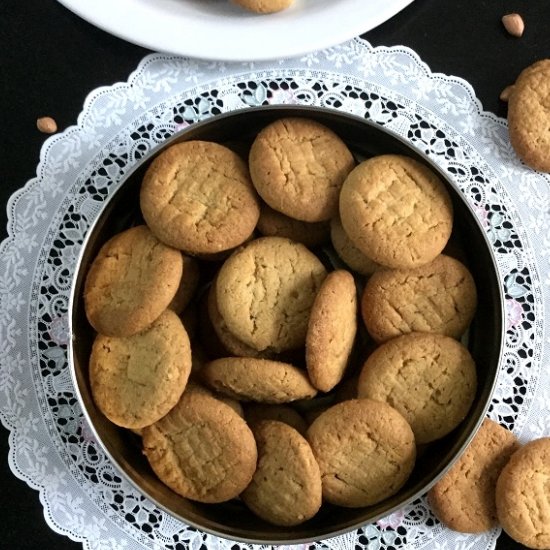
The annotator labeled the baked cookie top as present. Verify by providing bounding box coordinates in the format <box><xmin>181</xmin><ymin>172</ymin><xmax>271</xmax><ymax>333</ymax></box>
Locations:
<box><xmin>496</xmin><ymin>437</ymin><xmax>550</xmax><ymax>549</ymax></box>
<box><xmin>232</xmin><ymin>0</ymin><xmax>293</xmax><ymax>13</ymax></box>
<box><xmin>428</xmin><ymin>418</ymin><xmax>519</xmax><ymax>533</ymax></box>
<box><xmin>142</xmin><ymin>382</ymin><xmax>257</xmax><ymax>503</ymax></box>
<box><xmin>306</xmin><ymin>270</ymin><xmax>358</xmax><ymax>392</ymax></box>
<box><xmin>508</xmin><ymin>59</ymin><xmax>550</xmax><ymax>172</ymax></box>
<box><xmin>216</xmin><ymin>236</ymin><xmax>327</xmax><ymax>352</ymax></box>
<box><xmin>339</xmin><ymin>154</ymin><xmax>453</xmax><ymax>269</ymax></box>
<box><xmin>361</xmin><ymin>254</ymin><xmax>477</xmax><ymax>342</ymax></box>
<box><xmin>89</xmin><ymin>309</ymin><xmax>192</xmax><ymax>429</ymax></box>
<box><xmin>307</xmin><ymin>398</ymin><xmax>416</xmax><ymax>507</ymax></box>
<box><xmin>241</xmin><ymin>420</ymin><xmax>322</xmax><ymax>526</ymax></box>
<box><xmin>249</xmin><ymin>117</ymin><xmax>355</xmax><ymax>222</ymax></box>
<box><xmin>140</xmin><ymin>140</ymin><xmax>260</xmax><ymax>254</ymax></box>
<box><xmin>84</xmin><ymin>225</ymin><xmax>183</xmax><ymax>337</ymax></box>
<box><xmin>201</xmin><ymin>357</ymin><xmax>318</xmax><ymax>403</ymax></box>
<box><xmin>357</xmin><ymin>332</ymin><xmax>477</xmax><ymax>444</ymax></box>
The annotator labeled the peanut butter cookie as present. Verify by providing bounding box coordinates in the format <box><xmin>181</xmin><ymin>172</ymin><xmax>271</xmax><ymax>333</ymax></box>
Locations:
<box><xmin>245</xmin><ymin>403</ymin><xmax>308</xmax><ymax>436</ymax></box>
<box><xmin>216</xmin><ymin>236</ymin><xmax>327</xmax><ymax>352</ymax></box>
<box><xmin>428</xmin><ymin>418</ymin><xmax>519</xmax><ymax>533</ymax></box>
<box><xmin>84</xmin><ymin>225</ymin><xmax>183</xmax><ymax>337</ymax></box>
<box><xmin>140</xmin><ymin>140</ymin><xmax>260</xmax><ymax>254</ymax></box>
<box><xmin>307</xmin><ymin>398</ymin><xmax>416</xmax><ymax>507</ymax></box>
<box><xmin>89</xmin><ymin>309</ymin><xmax>191</xmax><ymax>429</ymax></box>
<box><xmin>142</xmin><ymin>382</ymin><xmax>257</xmax><ymax>503</ymax></box>
<box><xmin>357</xmin><ymin>332</ymin><xmax>477</xmax><ymax>444</ymax></box>
<box><xmin>242</xmin><ymin>420</ymin><xmax>322</xmax><ymax>526</ymax></box>
<box><xmin>232</xmin><ymin>0</ymin><xmax>293</xmax><ymax>13</ymax></box>
<box><xmin>167</xmin><ymin>254</ymin><xmax>200</xmax><ymax>314</ymax></box>
<box><xmin>201</xmin><ymin>357</ymin><xmax>317</xmax><ymax>403</ymax></box>
<box><xmin>508</xmin><ymin>59</ymin><xmax>550</xmax><ymax>172</ymax></box>
<box><xmin>306</xmin><ymin>270</ymin><xmax>357</xmax><ymax>392</ymax></box>
<box><xmin>362</xmin><ymin>254</ymin><xmax>477</xmax><ymax>343</ymax></box>
<box><xmin>339</xmin><ymin>155</ymin><xmax>453</xmax><ymax>269</ymax></box>
<box><xmin>496</xmin><ymin>437</ymin><xmax>550</xmax><ymax>549</ymax></box>
<box><xmin>249</xmin><ymin>118</ymin><xmax>355</xmax><ymax>222</ymax></box>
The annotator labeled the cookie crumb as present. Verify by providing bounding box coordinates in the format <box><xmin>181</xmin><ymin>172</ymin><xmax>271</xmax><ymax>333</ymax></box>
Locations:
<box><xmin>36</xmin><ymin>116</ymin><xmax>57</xmax><ymax>134</ymax></box>
<box><xmin>502</xmin><ymin>13</ymin><xmax>524</xmax><ymax>37</ymax></box>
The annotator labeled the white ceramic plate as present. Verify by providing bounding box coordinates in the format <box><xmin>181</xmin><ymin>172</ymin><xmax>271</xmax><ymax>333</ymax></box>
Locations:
<box><xmin>57</xmin><ymin>0</ymin><xmax>414</xmax><ymax>62</ymax></box>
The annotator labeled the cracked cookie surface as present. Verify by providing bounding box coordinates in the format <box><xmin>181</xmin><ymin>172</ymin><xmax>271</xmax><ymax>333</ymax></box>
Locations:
<box><xmin>249</xmin><ymin>118</ymin><xmax>355</xmax><ymax>222</ymax></box>
<box><xmin>142</xmin><ymin>382</ymin><xmax>257</xmax><ymax>503</ymax></box>
<box><xmin>89</xmin><ymin>309</ymin><xmax>191</xmax><ymax>429</ymax></box>
<box><xmin>357</xmin><ymin>332</ymin><xmax>477</xmax><ymax>444</ymax></box>
<box><xmin>307</xmin><ymin>398</ymin><xmax>416</xmax><ymax>507</ymax></box>
<box><xmin>508</xmin><ymin>59</ymin><xmax>550</xmax><ymax>172</ymax></box>
<box><xmin>339</xmin><ymin>155</ymin><xmax>453</xmax><ymax>269</ymax></box>
<box><xmin>362</xmin><ymin>254</ymin><xmax>477</xmax><ymax>343</ymax></box>
<box><xmin>306</xmin><ymin>270</ymin><xmax>358</xmax><ymax>392</ymax></box>
<box><xmin>140</xmin><ymin>140</ymin><xmax>260</xmax><ymax>254</ymax></box>
<box><xmin>496</xmin><ymin>437</ymin><xmax>550</xmax><ymax>549</ymax></box>
<box><xmin>84</xmin><ymin>225</ymin><xmax>183</xmax><ymax>337</ymax></box>
<box><xmin>428</xmin><ymin>418</ymin><xmax>519</xmax><ymax>533</ymax></box>
<box><xmin>242</xmin><ymin>420</ymin><xmax>322</xmax><ymax>526</ymax></box>
<box><xmin>216</xmin><ymin>236</ymin><xmax>327</xmax><ymax>352</ymax></box>
<box><xmin>201</xmin><ymin>357</ymin><xmax>317</xmax><ymax>403</ymax></box>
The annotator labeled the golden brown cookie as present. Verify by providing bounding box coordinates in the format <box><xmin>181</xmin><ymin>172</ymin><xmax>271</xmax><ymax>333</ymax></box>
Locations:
<box><xmin>508</xmin><ymin>60</ymin><xmax>550</xmax><ymax>172</ymax></box>
<box><xmin>84</xmin><ymin>225</ymin><xmax>183</xmax><ymax>337</ymax></box>
<box><xmin>142</xmin><ymin>382</ymin><xmax>257</xmax><ymax>504</ymax></box>
<box><xmin>140</xmin><ymin>140</ymin><xmax>260</xmax><ymax>254</ymax></box>
<box><xmin>257</xmin><ymin>203</ymin><xmax>330</xmax><ymax>248</ymax></box>
<box><xmin>89</xmin><ymin>309</ymin><xmax>191</xmax><ymax>429</ymax></box>
<box><xmin>330</xmin><ymin>216</ymin><xmax>381</xmax><ymax>275</ymax></box>
<box><xmin>167</xmin><ymin>254</ymin><xmax>200</xmax><ymax>314</ymax></box>
<box><xmin>245</xmin><ymin>403</ymin><xmax>308</xmax><ymax>436</ymax></box>
<box><xmin>339</xmin><ymin>155</ymin><xmax>453</xmax><ymax>269</ymax></box>
<box><xmin>428</xmin><ymin>418</ymin><xmax>519</xmax><ymax>533</ymax></box>
<box><xmin>361</xmin><ymin>254</ymin><xmax>477</xmax><ymax>343</ymax></box>
<box><xmin>232</xmin><ymin>0</ymin><xmax>293</xmax><ymax>13</ymax></box>
<box><xmin>357</xmin><ymin>332</ymin><xmax>477</xmax><ymax>444</ymax></box>
<box><xmin>249</xmin><ymin>118</ymin><xmax>355</xmax><ymax>222</ymax></box>
<box><xmin>496</xmin><ymin>437</ymin><xmax>550</xmax><ymax>549</ymax></box>
<box><xmin>201</xmin><ymin>357</ymin><xmax>317</xmax><ymax>403</ymax></box>
<box><xmin>207</xmin><ymin>283</ymin><xmax>272</xmax><ymax>359</ymax></box>
<box><xmin>242</xmin><ymin>420</ymin><xmax>322</xmax><ymax>526</ymax></box>
<box><xmin>307</xmin><ymin>398</ymin><xmax>416</xmax><ymax>507</ymax></box>
<box><xmin>306</xmin><ymin>270</ymin><xmax>357</xmax><ymax>392</ymax></box>
<box><xmin>216</xmin><ymin>237</ymin><xmax>327</xmax><ymax>352</ymax></box>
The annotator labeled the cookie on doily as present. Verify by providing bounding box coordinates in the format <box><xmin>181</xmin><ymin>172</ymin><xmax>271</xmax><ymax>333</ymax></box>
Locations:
<box><xmin>428</xmin><ymin>418</ymin><xmax>519</xmax><ymax>533</ymax></box>
<box><xmin>496</xmin><ymin>437</ymin><xmax>550</xmax><ymax>549</ymax></box>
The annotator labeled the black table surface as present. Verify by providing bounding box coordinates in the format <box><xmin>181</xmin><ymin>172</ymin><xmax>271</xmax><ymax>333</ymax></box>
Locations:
<box><xmin>1</xmin><ymin>1</ymin><xmax>548</xmax><ymax>548</ymax></box>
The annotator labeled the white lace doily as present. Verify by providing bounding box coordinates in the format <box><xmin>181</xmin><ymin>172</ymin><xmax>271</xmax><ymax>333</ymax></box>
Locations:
<box><xmin>1</xmin><ymin>38</ymin><xmax>549</xmax><ymax>550</ymax></box>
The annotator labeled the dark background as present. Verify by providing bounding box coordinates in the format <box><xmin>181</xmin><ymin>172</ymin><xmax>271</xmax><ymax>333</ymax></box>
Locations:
<box><xmin>1</xmin><ymin>0</ymin><xmax>548</xmax><ymax>548</ymax></box>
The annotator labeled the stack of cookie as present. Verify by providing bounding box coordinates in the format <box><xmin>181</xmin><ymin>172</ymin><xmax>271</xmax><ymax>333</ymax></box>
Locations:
<box><xmin>82</xmin><ymin>116</ymin><xmax>487</xmax><ymax>528</ymax></box>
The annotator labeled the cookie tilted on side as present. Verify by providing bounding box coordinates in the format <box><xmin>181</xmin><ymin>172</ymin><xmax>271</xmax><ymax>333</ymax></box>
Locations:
<box><xmin>89</xmin><ymin>309</ymin><xmax>192</xmax><ymax>429</ymax></box>
<box><xmin>249</xmin><ymin>117</ymin><xmax>355</xmax><ymax>222</ymax></box>
<box><xmin>84</xmin><ymin>225</ymin><xmax>183</xmax><ymax>337</ymax></box>
<box><xmin>142</xmin><ymin>383</ymin><xmax>257</xmax><ymax>504</ymax></box>
<box><xmin>242</xmin><ymin>420</ymin><xmax>322</xmax><ymax>526</ymax></box>
<box><xmin>339</xmin><ymin>155</ymin><xmax>453</xmax><ymax>269</ymax></box>
<box><xmin>307</xmin><ymin>399</ymin><xmax>416</xmax><ymax>507</ymax></box>
<box><xmin>357</xmin><ymin>332</ymin><xmax>477</xmax><ymax>444</ymax></box>
<box><xmin>508</xmin><ymin>59</ymin><xmax>550</xmax><ymax>172</ymax></box>
<box><xmin>428</xmin><ymin>418</ymin><xmax>519</xmax><ymax>533</ymax></box>
<box><xmin>140</xmin><ymin>140</ymin><xmax>260</xmax><ymax>255</ymax></box>
<box><xmin>306</xmin><ymin>270</ymin><xmax>358</xmax><ymax>392</ymax></box>
<box><xmin>496</xmin><ymin>437</ymin><xmax>550</xmax><ymax>549</ymax></box>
